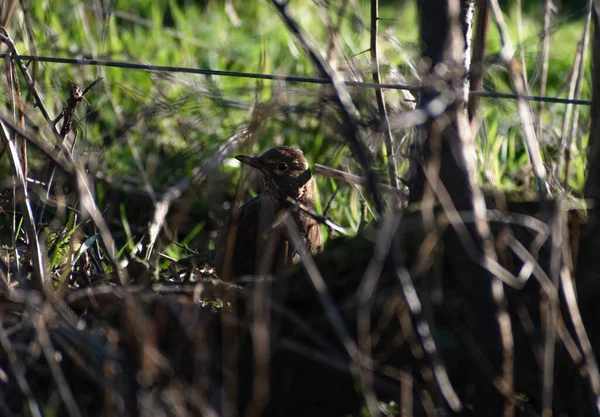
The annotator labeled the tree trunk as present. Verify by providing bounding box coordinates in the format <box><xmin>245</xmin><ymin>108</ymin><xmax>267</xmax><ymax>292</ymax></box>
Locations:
<box><xmin>411</xmin><ymin>1</ymin><xmax>511</xmax><ymax>415</ymax></box>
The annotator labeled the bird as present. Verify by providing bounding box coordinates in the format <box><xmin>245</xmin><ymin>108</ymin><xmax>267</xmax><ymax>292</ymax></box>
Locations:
<box><xmin>215</xmin><ymin>146</ymin><xmax>322</xmax><ymax>279</ymax></box>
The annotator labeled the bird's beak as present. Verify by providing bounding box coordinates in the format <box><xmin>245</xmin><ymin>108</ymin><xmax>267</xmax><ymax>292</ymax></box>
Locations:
<box><xmin>235</xmin><ymin>155</ymin><xmax>266</xmax><ymax>172</ymax></box>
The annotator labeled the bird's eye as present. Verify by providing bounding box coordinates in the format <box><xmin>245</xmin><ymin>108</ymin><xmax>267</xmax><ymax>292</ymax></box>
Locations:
<box><xmin>277</xmin><ymin>162</ymin><xmax>288</xmax><ymax>171</ymax></box>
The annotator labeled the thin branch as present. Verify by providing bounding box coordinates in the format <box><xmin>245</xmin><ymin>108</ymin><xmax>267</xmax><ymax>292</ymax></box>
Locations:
<box><xmin>560</xmin><ymin>265</ymin><xmax>600</xmax><ymax>414</ymax></box>
<box><xmin>537</xmin><ymin>0</ymin><xmax>553</xmax><ymax>139</ymax></box>
<box><xmin>281</xmin><ymin>212</ymin><xmax>374</xmax><ymax>407</ymax></box>
<box><xmin>283</xmin><ymin>195</ymin><xmax>348</xmax><ymax>235</ymax></box>
<box><xmin>394</xmin><ymin>264</ymin><xmax>462</xmax><ymax>411</ymax></box>
<box><xmin>357</xmin><ymin>211</ymin><xmax>402</xmax><ymax>417</ymax></box>
<box><xmin>468</xmin><ymin>0</ymin><xmax>490</xmax><ymax>122</ymax></box>
<box><xmin>487</xmin><ymin>0</ymin><xmax>548</xmax><ymax>198</ymax></box>
<box><xmin>541</xmin><ymin>202</ymin><xmax>564</xmax><ymax>417</ymax></box>
<box><xmin>313</xmin><ymin>163</ymin><xmax>407</xmax><ymax>198</ymax></box>
<box><xmin>516</xmin><ymin>0</ymin><xmax>528</xmax><ymax>88</ymax></box>
<box><xmin>0</xmin><ymin>121</ymin><xmax>45</xmax><ymax>291</ymax></box>
<box><xmin>556</xmin><ymin>42</ymin><xmax>583</xmax><ymax>182</ymax></box>
<box><xmin>563</xmin><ymin>0</ymin><xmax>593</xmax><ymax>190</ymax></box>
<box><xmin>371</xmin><ymin>0</ymin><xmax>399</xmax><ymax>189</ymax></box>
<box><xmin>325</xmin><ymin>0</ymin><xmax>350</xmax><ymax>61</ymax></box>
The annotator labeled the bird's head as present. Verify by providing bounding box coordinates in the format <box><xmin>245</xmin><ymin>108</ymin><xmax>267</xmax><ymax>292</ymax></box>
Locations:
<box><xmin>235</xmin><ymin>146</ymin><xmax>314</xmax><ymax>201</ymax></box>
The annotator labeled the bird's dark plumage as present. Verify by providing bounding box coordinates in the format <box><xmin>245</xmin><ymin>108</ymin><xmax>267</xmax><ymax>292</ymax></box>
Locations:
<box><xmin>215</xmin><ymin>147</ymin><xmax>322</xmax><ymax>279</ymax></box>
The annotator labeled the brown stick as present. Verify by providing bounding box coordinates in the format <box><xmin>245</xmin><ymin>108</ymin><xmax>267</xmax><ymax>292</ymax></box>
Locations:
<box><xmin>313</xmin><ymin>163</ymin><xmax>407</xmax><ymax>199</ymax></box>
<box><xmin>468</xmin><ymin>0</ymin><xmax>490</xmax><ymax>122</ymax></box>
<box><xmin>370</xmin><ymin>0</ymin><xmax>399</xmax><ymax>189</ymax></box>
<box><xmin>537</xmin><ymin>0</ymin><xmax>553</xmax><ymax>139</ymax></box>
<box><xmin>488</xmin><ymin>0</ymin><xmax>548</xmax><ymax>198</ymax></box>
<box><xmin>563</xmin><ymin>0</ymin><xmax>593</xmax><ymax>190</ymax></box>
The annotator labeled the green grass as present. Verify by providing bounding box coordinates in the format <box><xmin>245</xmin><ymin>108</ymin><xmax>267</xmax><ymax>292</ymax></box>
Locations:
<box><xmin>0</xmin><ymin>0</ymin><xmax>592</xmax><ymax>259</ymax></box>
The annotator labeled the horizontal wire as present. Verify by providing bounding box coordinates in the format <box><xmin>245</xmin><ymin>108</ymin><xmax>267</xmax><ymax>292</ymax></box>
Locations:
<box><xmin>0</xmin><ymin>53</ymin><xmax>592</xmax><ymax>106</ymax></box>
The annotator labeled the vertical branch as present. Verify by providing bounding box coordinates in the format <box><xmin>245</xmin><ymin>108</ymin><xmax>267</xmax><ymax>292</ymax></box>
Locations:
<box><xmin>562</xmin><ymin>0</ymin><xmax>593</xmax><ymax>190</ymax></box>
<box><xmin>536</xmin><ymin>0</ymin><xmax>553</xmax><ymax>139</ymax></box>
<box><xmin>416</xmin><ymin>0</ymin><xmax>516</xmax><ymax>415</ymax></box>
<box><xmin>487</xmin><ymin>0</ymin><xmax>548</xmax><ymax>198</ymax></box>
<box><xmin>370</xmin><ymin>0</ymin><xmax>399</xmax><ymax>189</ymax></box>
<box><xmin>325</xmin><ymin>0</ymin><xmax>350</xmax><ymax>62</ymax></box>
<box><xmin>0</xmin><ymin>121</ymin><xmax>45</xmax><ymax>291</ymax></box>
<box><xmin>555</xmin><ymin>45</ymin><xmax>582</xmax><ymax>183</ymax></box>
<box><xmin>562</xmin><ymin>266</ymin><xmax>600</xmax><ymax>414</ymax></box>
<box><xmin>541</xmin><ymin>202</ymin><xmax>563</xmax><ymax>417</ymax></box>
<box><xmin>452</xmin><ymin>1</ymin><xmax>515</xmax><ymax>414</ymax></box>
<box><xmin>5</xmin><ymin>54</ymin><xmax>26</xmax><ymax>179</ymax></box>
<box><xmin>461</xmin><ymin>0</ymin><xmax>476</xmax><ymax>106</ymax></box>
<box><xmin>516</xmin><ymin>0</ymin><xmax>529</xmax><ymax>88</ymax></box>
<box><xmin>468</xmin><ymin>0</ymin><xmax>490</xmax><ymax>123</ymax></box>
<box><xmin>4</xmin><ymin>51</ymin><xmax>21</xmax><ymax>282</ymax></box>
<box><xmin>0</xmin><ymin>0</ymin><xmax>18</xmax><ymax>27</ymax></box>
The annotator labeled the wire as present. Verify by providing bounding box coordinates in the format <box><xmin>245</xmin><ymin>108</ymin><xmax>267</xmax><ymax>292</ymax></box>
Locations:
<box><xmin>0</xmin><ymin>53</ymin><xmax>591</xmax><ymax>106</ymax></box>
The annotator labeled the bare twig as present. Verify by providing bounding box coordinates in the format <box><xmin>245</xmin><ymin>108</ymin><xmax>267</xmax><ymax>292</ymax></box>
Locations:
<box><xmin>324</xmin><ymin>0</ymin><xmax>350</xmax><ymax>62</ymax></box>
<box><xmin>281</xmin><ymin>212</ymin><xmax>379</xmax><ymax>410</ymax></box>
<box><xmin>541</xmin><ymin>200</ymin><xmax>564</xmax><ymax>417</ymax></box>
<box><xmin>371</xmin><ymin>0</ymin><xmax>399</xmax><ymax>190</ymax></box>
<box><xmin>0</xmin><ymin>121</ymin><xmax>45</xmax><ymax>291</ymax></box>
<box><xmin>562</xmin><ymin>0</ymin><xmax>593</xmax><ymax>190</ymax></box>
<box><xmin>282</xmin><ymin>212</ymin><xmax>358</xmax><ymax>357</ymax></box>
<box><xmin>537</xmin><ymin>0</ymin><xmax>553</xmax><ymax>139</ymax></box>
<box><xmin>555</xmin><ymin>42</ymin><xmax>583</xmax><ymax>183</ymax></box>
<box><xmin>468</xmin><ymin>0</ymin><xmax>490</xmax><ymax>123</ymax></box>
<box><xmin>313</xmin><ymin>163</ymin><xmax>407</xmax><ymax>199</ymax></box>
<box><xmin>488</xmin><ymin>0</ymin><xmax>548</xmax><ymax>198</ymax></box>
<box><xmin>4</xmin><ymin>36</ymin><xmax>26</xmax><ymax>287</ymax></box>
<box><xmin>0</xmin><ymin>113</ymin><xmax>72</xmax><ymax>174</ymax></box>
<box><xmin>516</xmin><ymin>0</ymin><xmax>528</xmax><ymax>88</ymax></box>
<box><xmin>462</xmin><ymin>0</ymin><xmax>476</xmax><ymax>106</ymax></box>
<box><xmin>395</xmin><ymin>264</ymin><xmax>462</xmax><ymax>411</ymax></box>
<box><xmin>5</xmin><ymin>48</ymin><xmax>26</xmax><ymax>178</ymax></box>
<box><xmin>357</xmin><ymin>211</ymin><xmax>402</xmax><ymax>417</ymax></box>
<box><xmin>283</xmin><ymin>195</ymin><xmax>348</xmax><ymax>235</ymax></box>
<box><xmin>560</xmin><ymin>265</ymin><xmax>600</xmax><ymax>414</ymax></box>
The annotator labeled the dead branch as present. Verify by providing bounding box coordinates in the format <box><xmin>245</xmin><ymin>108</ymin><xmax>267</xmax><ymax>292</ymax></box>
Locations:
<box><xmin>487</xmin><ymin>0</ymin><xmax>548</xmax><ymax>198</ymax></box>
<box><xmin>370</xmin><ymin>0</ymin><xmax>399</xmax><ymax>190</ymax></box>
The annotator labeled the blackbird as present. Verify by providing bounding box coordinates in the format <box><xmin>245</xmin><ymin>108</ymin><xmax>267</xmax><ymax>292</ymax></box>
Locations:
<box><xmin>215</xmin><ymin>147</ymin><xmax>322</xmax><ymax>279</ymax></box>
